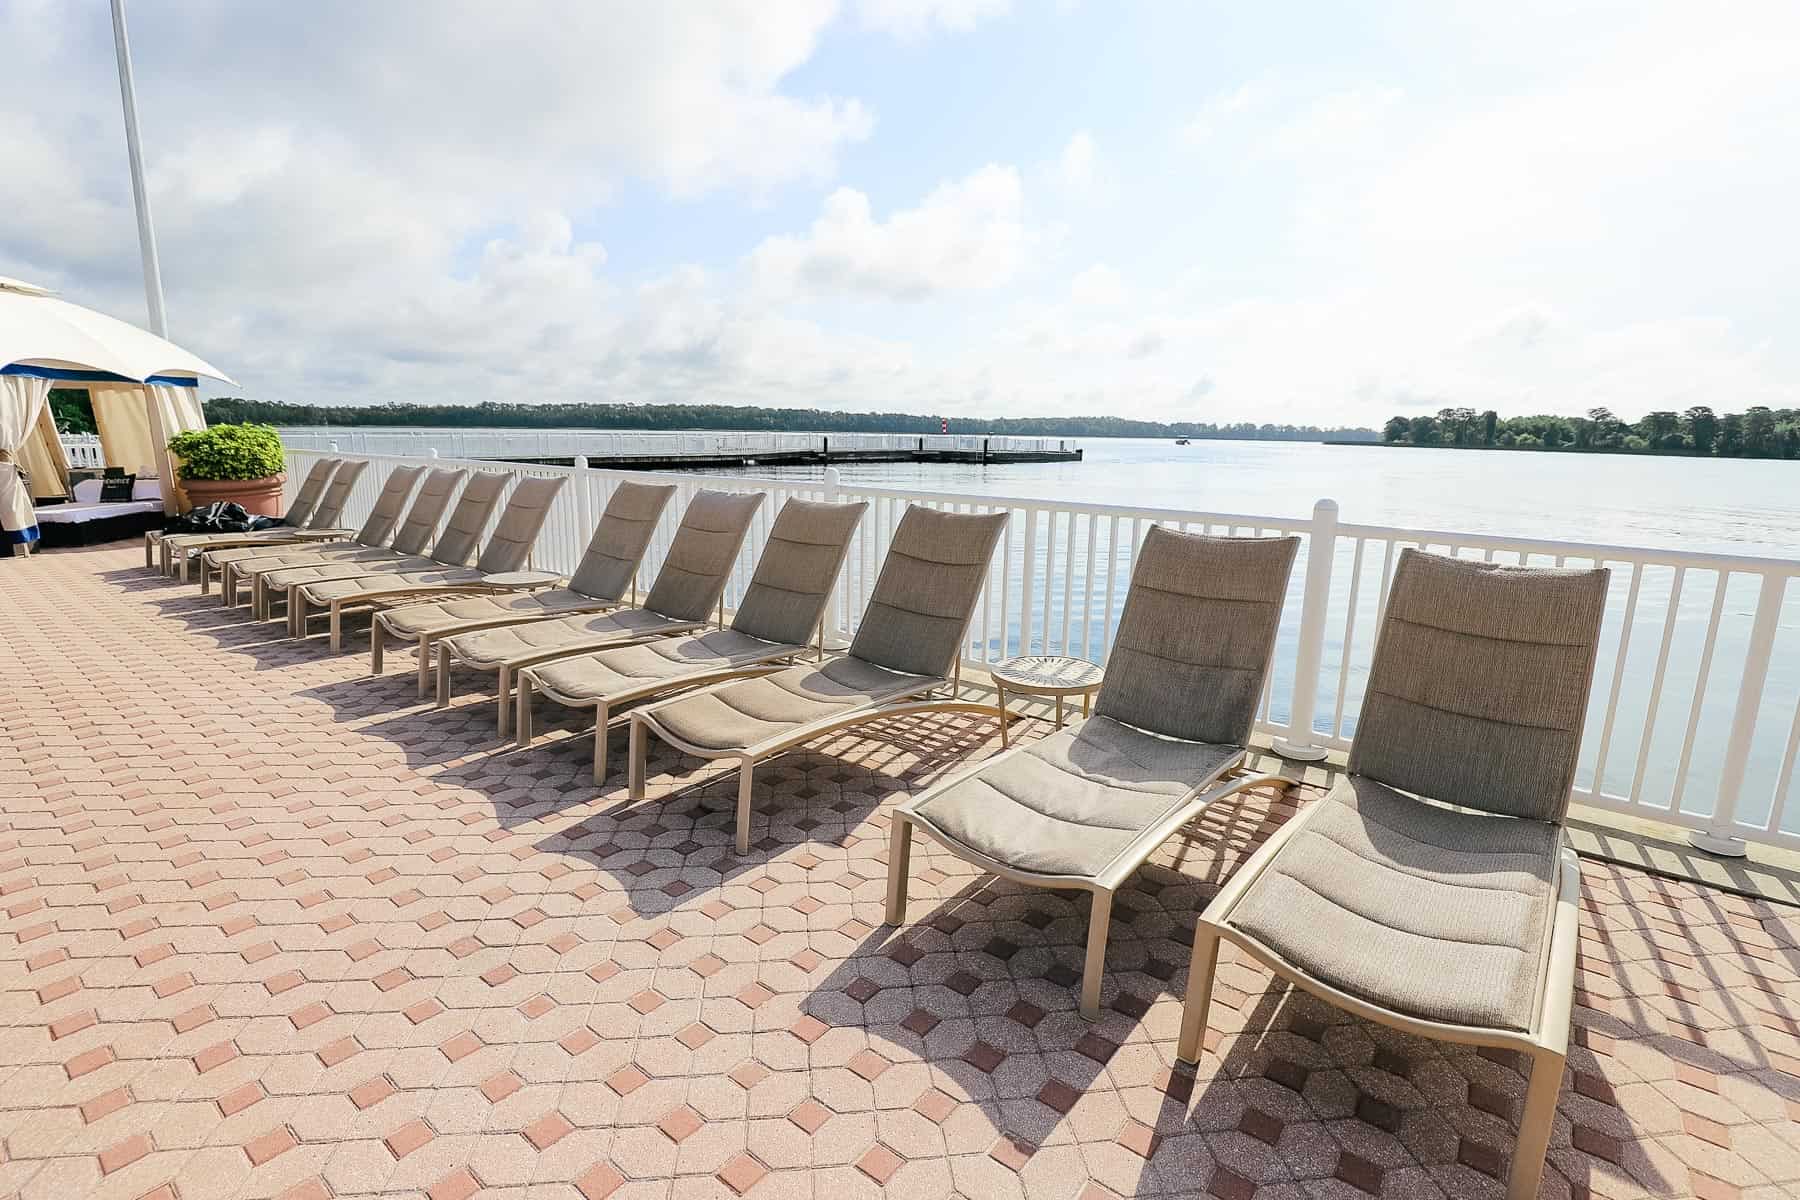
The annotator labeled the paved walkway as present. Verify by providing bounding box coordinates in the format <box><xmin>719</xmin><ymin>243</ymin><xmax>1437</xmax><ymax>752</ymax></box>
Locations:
<box><xmin>1</xmin><ymin>545</ymin><xmax>1797</xmax><ymax>1200</ymax></box>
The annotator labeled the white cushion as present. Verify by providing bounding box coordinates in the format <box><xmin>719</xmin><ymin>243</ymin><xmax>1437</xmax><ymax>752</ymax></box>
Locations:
<box><xmin>132</xmin><ymin>477</ymin><xmax>163</xmax><ymax>501</ymax></box>
<box><xmin>72</xmin><ymin>478</ymin><xmax>104</xmax><ymax>503</ymax></box>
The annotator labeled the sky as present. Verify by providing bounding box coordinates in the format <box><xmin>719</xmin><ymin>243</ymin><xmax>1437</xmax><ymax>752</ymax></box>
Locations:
<box><xmin>2</xmin><ymin>0</ymin><xmax>1796</xmax><ymax>426</ymax></box>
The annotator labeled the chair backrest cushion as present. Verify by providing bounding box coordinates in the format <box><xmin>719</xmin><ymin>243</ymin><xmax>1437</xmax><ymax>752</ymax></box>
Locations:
<box><xmin>1349</xmin><ymin>549</ymin><xmax>1611</xmax><ymax>823</ymax></box>
<box><xmin>1095</xmin><ymin>527</ymin><xmax>1299</xmax><ymax>746</ymax></box>
<box><xmin>475</xmin><ymin>475</ymin><xmax>568</xmax><ymax>573</ymax></box>
<box><xmin>730</xmin><ymin>498</ymin><xmax>868</xmax><ymax>647</ymax></box>
<box><xmin>283</xmin><ymin>458</ymin><xmax>338</xmax><ymax>527</ymax></box>
<box><xmin>430</xmin><ymin>471</ymin><xmax>509</xmax><ymax>565</ymax></box>
<box><xmin>355</xmin><ymin>465</ymin><xmax>427</xmax><ymax>546</ymax></box>
<box><xmin>568</xmin><ymin>481</ymin><xmax>677</xmax><ymax>600</ymax></box>
<box><xmin>309</xmin><ymin>459</ymin><xmax>367</xmax><ymax>529</ymax></box>
<box><xmin>389</xmin><ymin>467</ymin><xmax>467</xmax><ymax>555</ymax></box>
<box><xmin>641</xmin><ymin>490</ymin><xmax>765</xmax><ymax>622</ymax></box>
<box><xmin>848</xmin><ymin>506</ymin><xmax>1007</xmax><ymax>678</ymax></box>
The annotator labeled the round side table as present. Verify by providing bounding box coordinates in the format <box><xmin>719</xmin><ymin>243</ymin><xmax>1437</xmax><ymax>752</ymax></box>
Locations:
<box><xmin>990</xmin><ymin>655</ymin><xmax>1104</xmax><ymax>737</ymax></box>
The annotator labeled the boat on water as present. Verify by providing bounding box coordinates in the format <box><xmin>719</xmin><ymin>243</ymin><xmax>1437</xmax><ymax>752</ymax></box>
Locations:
<box><xmin>1174</xmin><ymin>437</ymin><xmax>1190</xmax><ymax>445</ymax></box>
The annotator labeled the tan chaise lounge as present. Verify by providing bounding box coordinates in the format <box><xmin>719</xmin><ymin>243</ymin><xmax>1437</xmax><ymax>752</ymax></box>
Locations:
<box><xmin>290</xmin><ymin>474</ymin><xmax>567</xmax><ymax>650</ymax></box>
<box><xmin>885</xmin><ymin>527</ymin><xmax>1299</xmax><ymax>1018</ymax></box>
<box><xmin>369</xmin><ymin>480</ymin><xmax>675</xmax><ymax>696</ymax></box>
<box><xmin>149</xmin><ymin>455</ymin><xmax>341</xmax><ymax>575</ymax></box>
<box><xmin>258</xmin><ymin>467</ymin><xmax>496</xmax><ymax>630</ymax></box>
<box><xmin>625</xmin><ymin>504</ymin><xmax>1007</xmax><ymax>854</ymax></box>
<box><xmin>180</xmin><ymin>459</ymin><xmax>372</xmax><ymax>587</ymax></box>
<box><xmin>433</xmin><ymin>489</ymin><xmax>765</xmax><ymax>735</ymax></box>
<box><xmin>516</xmin><ymin>496</ymin><xmax>868</xmax><ymax>781</ymax></box>
<box><xmin>1176</xmin><ymin>549</ymin><xmax>1610</xmax><ymax>1200</ymax></box>
<box><xmin>222</xmin><ymin>465</ymin><xmax>457</xmax><ymax>616</ymax></box>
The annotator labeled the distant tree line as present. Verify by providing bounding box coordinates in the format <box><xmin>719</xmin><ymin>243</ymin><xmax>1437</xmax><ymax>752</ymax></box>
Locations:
<box><xmin>1380</xmin><ymin>406</ymin><xmax>1800</xmax><ymax>459</ymax></box>
<box><xmin>199</xmin><ymin>398</ymin><xmax>1379</xmax><ymax>443</ymax></box>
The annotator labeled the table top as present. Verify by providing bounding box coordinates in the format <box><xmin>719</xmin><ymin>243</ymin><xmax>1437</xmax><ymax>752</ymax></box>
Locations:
<box><xmin>989</xmin><ymin>655</ymin><xmax>1104</xmax><ymax>693</ymax></box>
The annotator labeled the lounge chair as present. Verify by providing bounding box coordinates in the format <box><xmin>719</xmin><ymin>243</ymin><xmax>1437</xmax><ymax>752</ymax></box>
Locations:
<box><xmin>287</xmin><ymin>474</ymin><xmax>567</xmax><ymax>650</ymax></box>
<box><xmin>625</xmin><ymin>504</ymin><xmax>1007</xmax><ymax>854</ymax></box>
<box><xmin>178</xmin><ymin>459</ymin><xmax>372</xmax><ymax>586</ymax></box>
<box><xmin>433</xmin><ymin>489</ymin><xmax>765</xmax><ymax>735</ymax></box>
<box><xmin>259</xmin><ymin>467</ymin><xmax>497</xmax><ymax>632</ymax></box>
<box><xmin>1176</xmin><ymin>550</ymin><xmax>1609</xmax><ymax>1200</ymax></box>
<box><xmin>216</xmin><ymin>464</ymin><xmax>450</xmax><ymax>615</ymax></box>
<box><xmin>516</xmin><ymin>496</ymin><xmax>868</xmax><ymax>781</ymax></box>
<box><xmin>885</xmin><ymin>527</ymin><xmax>1299</xmax><ymax>1018</ymax></box>
<box><xmin>369</xmin><ymin>480</ymin><xmax>675</xmax><ymax>696</ymax></box>
<box><xmin>147</xmin><ymin>456</ymin><xmax>339</xmax><ymax>573</ymax></box>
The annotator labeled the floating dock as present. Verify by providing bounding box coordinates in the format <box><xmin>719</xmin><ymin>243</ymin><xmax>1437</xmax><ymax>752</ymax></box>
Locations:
<box><xmin>274</xmin><ymin>428</ymin><xmax>1082</xmax><ymax>470</ymax></box>
<box><xmin>501</xmin><ymin>436</ymin><xmax>1082</xmax><ymax>471</ymax></box>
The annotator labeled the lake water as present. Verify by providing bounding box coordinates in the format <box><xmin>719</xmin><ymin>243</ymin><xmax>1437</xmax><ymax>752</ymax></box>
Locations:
<box><xmin>715</xmin><ymin>436</ymin><xmax>1800</xmax><ymax>561</ymax></box>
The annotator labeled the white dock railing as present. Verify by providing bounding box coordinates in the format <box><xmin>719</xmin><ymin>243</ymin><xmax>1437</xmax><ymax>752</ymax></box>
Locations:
<box><xmin>283</xmin><ymin>447</ymin><xmax>1800</xmax><ymax>855</ymax></box>
<box><xmin>58</xmin><ymin>433</ymin><xmax>105</xmax><ymax>468</ymax></box>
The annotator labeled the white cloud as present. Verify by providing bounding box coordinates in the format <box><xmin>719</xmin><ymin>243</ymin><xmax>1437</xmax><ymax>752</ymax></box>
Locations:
<box><xmin>749</xmin><ymin>165</ymin><xmax>1030</xmax><ymax>299</ymax></box>
<box><xmin>1058</xmin><ymin>131</ymin><xmax>1097</xmax><ymax>191</ymax></box>
<box><xmin>1068</xmin><ymin>264</ymin><xmax>1126</xmax><ymax>307</ymax></box>
<box><xmin>857</xmin><ymin>0</ymin><xmax>1011</xmax><ymax>39</ymax></box>
<box><xmin>1180</xmin><ymin>83</ymin><xmax>1261</xmax><ymax>145</ymax></box>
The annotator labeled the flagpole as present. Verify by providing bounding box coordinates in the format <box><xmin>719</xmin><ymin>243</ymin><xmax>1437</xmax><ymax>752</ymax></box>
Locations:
<box><xmin>110</xmin><ymin>0</ymin><xmax>169</xmax><ymax>337</ymax></box>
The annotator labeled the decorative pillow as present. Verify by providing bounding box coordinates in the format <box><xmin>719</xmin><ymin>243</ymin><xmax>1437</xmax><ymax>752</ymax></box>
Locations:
<box><xmin>132</xmin><ymin>476</ymin><xmax>163</xmax><ymax>501</ymax></box>
<box><xmin>72</xmin><ymin>478</ymin><xmax>105</xmax><ymax>503</ymax></box>
<box><xmin>100</xmin><ymin>475</ymin><xmax>137</xmax><ymax>502</ymax></box>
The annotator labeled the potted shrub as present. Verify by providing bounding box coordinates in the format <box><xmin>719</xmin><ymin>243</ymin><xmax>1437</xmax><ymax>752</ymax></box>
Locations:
<box><xmin>166</xmin><ymin>424</ymin><xmax>288</xmax><ymax>516</ymax></box>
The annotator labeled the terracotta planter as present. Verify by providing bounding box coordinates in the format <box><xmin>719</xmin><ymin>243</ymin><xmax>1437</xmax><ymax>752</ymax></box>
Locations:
<box><xmin>182</xmin><ymin>473</ymin><xmax>288</xmax><ymax>517</ymax></box>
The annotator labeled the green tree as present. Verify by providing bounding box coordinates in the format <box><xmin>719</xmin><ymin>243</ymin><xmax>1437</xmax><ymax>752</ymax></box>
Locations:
<box><xmin>1382</xmin><ymin>416</ymin><xmax>1411</xmax><ymax>443</ymax></box>
<box><xmin>1586</xmin><ymin>407</ymin><xmax>1622</xmax><ymax>449</ymax></box>
<box><xmin>1408</xmin><ymin>415</ymin><xmax>1441</xmax><ymax>445</ymax></box>
<box><xmin>1718</xmin><ymin>413</ymin><xmax>1745</xmax><ymax>456</ymax></box>
<box><xmin>1743</xmin><ymin>406</ymin><xmax>1776</xmax><ymax>456</ymax></box>
<box><xmin>1480</xmin><ymin>409</ymin><xmax>1498</xmax><ymax>446</ymax></box>
<box><xmin>1683</xmin><ymin>406</ymin><xmax>1718</xmax><ymax>455</ymax></box>
<box><xmin>48</xmin><ymin>389</ymin><xmax>96</xmax><ymax>435</ymax></box>
<box><xmin>1638</xmin><ymin>410</ymin><xmax>1680</xmax><ymax>450</ymax></box>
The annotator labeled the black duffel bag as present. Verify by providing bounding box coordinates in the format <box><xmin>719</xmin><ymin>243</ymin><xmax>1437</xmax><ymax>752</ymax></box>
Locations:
<box><xmin>161</xmin><ymin>502</ymin><xmax>283</xmax><ymax>534</ymax></box>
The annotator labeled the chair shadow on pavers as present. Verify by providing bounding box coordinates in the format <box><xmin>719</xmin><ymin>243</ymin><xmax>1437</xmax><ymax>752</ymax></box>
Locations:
<box><xmin>523</xmin><ymin>712</ymin><xmax>1008</xmax><ymax>920</ymax></box>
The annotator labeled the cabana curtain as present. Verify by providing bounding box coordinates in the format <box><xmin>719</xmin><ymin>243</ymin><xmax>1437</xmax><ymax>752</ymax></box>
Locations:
<box><xmin>0</xmin><ymin>374</ymin><xmax>52</xmax><ymax>545</ymax></box>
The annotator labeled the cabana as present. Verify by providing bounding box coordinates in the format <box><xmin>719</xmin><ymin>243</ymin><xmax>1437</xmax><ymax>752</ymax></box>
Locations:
<box><xmin>0</xmin><ymin>276</ymin><xmax>232</xmax><ymax>551</ymax></box>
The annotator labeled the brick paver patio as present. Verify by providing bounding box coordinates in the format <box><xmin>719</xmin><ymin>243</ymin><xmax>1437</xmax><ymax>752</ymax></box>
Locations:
<box><xmin>2</xmin><ymin>545</ymin><xmax>1798</xmax><ymax>1200</ymax></box>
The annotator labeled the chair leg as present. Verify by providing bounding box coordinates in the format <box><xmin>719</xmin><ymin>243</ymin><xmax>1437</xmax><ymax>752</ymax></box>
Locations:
<box><xmin>371</xmin><ymin>621</ymin><xmax>386</xmax><ymax>674</ymax></box>
<box><xmin>591</xmin><ymin>702</ymin><xmax>610</xmax><ymax>784</ymax></box>
<box><xmin>419</xmin><ymin>636</ymin><xmax>438</xmax><ymax>698</ymax></box>
<box><xmin>514</xmin><ymin>673</ymin><xmax>534</xmax><ymax>745</ymax></box>
<box><xmin>1176</xmin><ymin>923</ymin><xmax>1222</xmax><ymax>1064</ymax></box>
<box><xmin>884</xmin><ymin>815</ymin><xmax>914</xmax><ymax>925</ymax></box>
<box><xmin>628</xmin><ymin>719</ymin><xmax>648</xmax><ymax>800</ymax></box>
<box><xmin>1508</xmin><ymin>1047</ymin><xmax>1564</xmax><ymax>1200</ymax></box>
<box><xmin>497</xmin><ymin>666</ymin><xmax>513</xmax><ymax>736</ymax></box>
<box><xmin>1079</xmin><ymin>889</ymin><xmax>1114</xmax><ymax>1020</ymax></box>
<box><xmin>329</xmin><ymin>603</ymin><xmax>344</xmax><ymax>652</ymax></box>
<box><xmin>734</xmin><ymin>759</ymin><xmax>757</xmax><ymax>855</ymax></box>
<box><xmin>289</xmin><ymin>591</ymin><xmax>304</xmax><ymax>637</ymax></box>
<box><xmin>197</xmin><ymin>559</ymin><xmax>209</xmax><ymax>593</ymax></box>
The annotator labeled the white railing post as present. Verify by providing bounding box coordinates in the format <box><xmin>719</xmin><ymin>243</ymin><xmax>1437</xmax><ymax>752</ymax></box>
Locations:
<box><xmin>822</xmin><ymin>466</ymin><xmax>840</xmax><ymax>501</ymax></box>
<box><xmin>1272</xmin><ymin>498</ymin><xmax>1338</xmax><ymax>762</ymax></box>
<box><xmin>1691</xmin><ymin>571</ymin><xmax>1786</xmax><ymax>857</ymax></box>
<box><xmin>822</xmin><ymin>468</ymin><xmax>849</xmax><ymax>638</ymax></box>
<box><xmin>573</xmin><ymin>455</ymin><xmax>593</xmax><ymax>546</ymax></box>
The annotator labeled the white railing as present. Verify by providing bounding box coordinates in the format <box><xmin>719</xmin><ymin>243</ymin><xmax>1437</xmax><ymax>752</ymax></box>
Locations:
<box><xmin>274</xmin><ymin>427</ymin><xmax>1072</xmax><ymax>459</ymax></box>
<box><xmin>283</xmin><ymin>447</ymin><xmax>1800</xmax><ymax>854</ymax></box>
<box><xmin>59</xmin><ymin>433</ymin><xmax>105</xmax><ymax>468</ymax></box>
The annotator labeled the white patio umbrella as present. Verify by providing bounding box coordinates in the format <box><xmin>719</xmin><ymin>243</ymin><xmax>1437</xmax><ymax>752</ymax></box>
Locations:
<box><xmin>1</xmin><ymin>277</ymin><xmax>236</xmax><ymax>547</ymax></box>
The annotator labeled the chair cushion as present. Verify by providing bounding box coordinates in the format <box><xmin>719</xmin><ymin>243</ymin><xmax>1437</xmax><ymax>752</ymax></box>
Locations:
<box><xmin>529</xmin><ymin>629</ymin><xmax>797</xmax><ymax>704</ymax></box>
<box><xmin>1227</xmin><ymin>775</ymin><xmax>1561</xmax><ymax>1032</ymax></box>
<box><xmin>379</xmin><ymin>588</ymin><xmax>607</xmax><ymax>638</ymax></box>
<box><xmin>301</xmin><ymin>568</ymin><xmax>486</xmax><ymax>603</ymax></box>
<box><xmin>445</xmin><ymin>606</ymin><xmax>695</xmax><ymax>668</ymax></box>
<box><xmin>908</xmin><ymin>716</ymin><xmax>1241</xmax><ymax>881</ymax></box>
<box><xmin>264</xmin><ymin>556</ymin><xmax>437</xmax><ymax>591</ymax></box>
<box><xmin>645</xmin><ymin>655</ymin><xmax>931</xmax><ymax>754</ymax></box>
